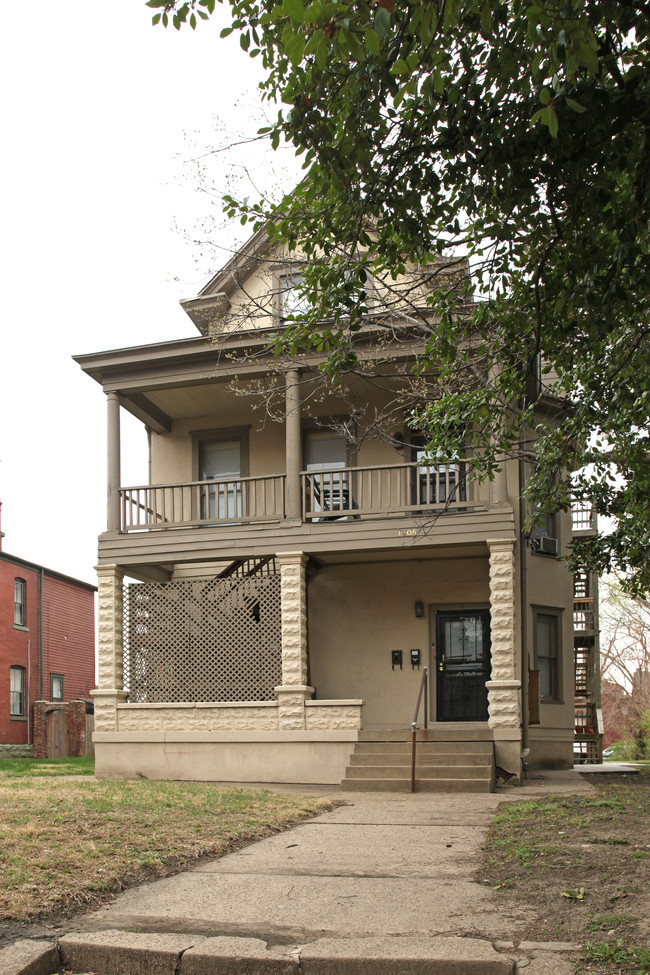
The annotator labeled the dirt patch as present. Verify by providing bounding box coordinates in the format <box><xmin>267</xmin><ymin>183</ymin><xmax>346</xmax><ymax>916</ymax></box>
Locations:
<box><xmin>481</xmin><ymin>770</ymin><xmax>650</xmax><ymax>973</ymax></box>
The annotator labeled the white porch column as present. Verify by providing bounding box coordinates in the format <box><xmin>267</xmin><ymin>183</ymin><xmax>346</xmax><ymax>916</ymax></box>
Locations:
<box><xmin>275</xmin><ymin>551</ymin><xmax>313</xmax><ymax>729</ymax></box>
<box><xmin>285</xmin><ymin>368</ymin><xmax>302</xmax><ymax>521</ymax></box>
<box><xmin>486</xmin><ymin>538</ymin><xmax>522</xmax><ymax>776</ymax></box>
<box><xmin>107</xmin><ymin>391</ymin><xmax>121</xmax><ymax>532</ymax></box>
<box><xmin>91</xmin><ymin>564</ymin><xmax>127</xmax><ymax>732</ymax></box>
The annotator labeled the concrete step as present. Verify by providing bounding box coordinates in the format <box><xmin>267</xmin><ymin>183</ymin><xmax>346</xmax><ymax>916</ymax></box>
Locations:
<box><xmin>358</xmin><ymin>726</ymin><xmax>494</xmax><ymax>743</ymax></box>
<box><xmin>345</xmin><ymin>763</ymin><xmax>491</xmax><ymax>780</ymax></box>
<box><xmin>340</xmin><ymin>777</ymin><xmax>494</xmax><ymax>793</ymax></box>
<box><xmin>349</xmin><ymin>753</ymin><xmax>492</xmax><ymax>767</ymax></box>
<box><xmin>356</xmin><ymin>738</ymin><xmax>494</xmax><ymax>757</ymax></box>
<box><xmin>341</xmin><ymin>737</ymin><xmax>495</xmax><ymax>792</ymax></box>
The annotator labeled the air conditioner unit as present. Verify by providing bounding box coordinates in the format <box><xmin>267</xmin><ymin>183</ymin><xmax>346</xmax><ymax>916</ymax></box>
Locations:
<box><xmin>534</xmin><ymin>536</ymin><xmax>558</xmax><ymax>556</ymax></box>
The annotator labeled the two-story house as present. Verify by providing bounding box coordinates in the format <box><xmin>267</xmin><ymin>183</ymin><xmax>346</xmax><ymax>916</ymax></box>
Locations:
<box><xmin>0</xmin><ymin>511</ymin><xmax>96</xmax><ymax>756</ymax></box>
<box><xmin>75</xmin><ymin>228</ymin><xmax>586</xmax><ymax>789</ymax></box>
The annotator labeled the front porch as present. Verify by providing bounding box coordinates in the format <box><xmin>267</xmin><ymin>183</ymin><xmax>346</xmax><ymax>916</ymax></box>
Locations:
<box><xmin>92</xmin><ymin>540</ymin><xmax>523</xmax><ymax>785</ymax></box>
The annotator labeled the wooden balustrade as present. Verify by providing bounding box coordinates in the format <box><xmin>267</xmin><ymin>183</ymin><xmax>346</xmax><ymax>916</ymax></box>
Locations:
<box><xmin>301</xmin><ymin>461</ymin><xmax>471</xmax><ymax>521</ymax></box>
<box><xmin>119</xmin><ymin>461</ymin><xmax>477</xmax><ymax>532</ymax></box>
<box><xmin>120</xmin><ymin>474</ymin><xmax>286</xmax><ymax>531</ymax></box>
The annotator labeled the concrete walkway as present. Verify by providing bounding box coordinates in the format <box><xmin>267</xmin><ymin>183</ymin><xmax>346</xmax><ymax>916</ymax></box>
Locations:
<box><xmin>6</xmin><ymin>770</ymin><xmax>597</xmax><ymax>975</ymax></box>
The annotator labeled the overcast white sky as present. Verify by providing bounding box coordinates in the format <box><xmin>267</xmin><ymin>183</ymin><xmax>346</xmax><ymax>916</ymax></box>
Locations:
<box><xmin>0</xmin><ymin>1</ymin><xmax>297</xmax><ymax>584</ymax></box>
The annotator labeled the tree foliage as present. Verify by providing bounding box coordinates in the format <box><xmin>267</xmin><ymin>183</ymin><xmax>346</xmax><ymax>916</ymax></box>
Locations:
<box><xmin>148</xmin><ymin>0</ymin><xmax>650</xmax><ymax>593</ymax></box>
<box><xmin>600</xmin><ymin>576</ymin><xmax>650</xmax><ymax>755</ymax></box>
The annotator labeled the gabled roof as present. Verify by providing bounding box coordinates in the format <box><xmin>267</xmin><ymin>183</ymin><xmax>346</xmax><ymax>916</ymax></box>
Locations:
<box><xmin>180</xmin><ymin>225</ymin><xmax>272</xmax><ymax>334</ymax></box>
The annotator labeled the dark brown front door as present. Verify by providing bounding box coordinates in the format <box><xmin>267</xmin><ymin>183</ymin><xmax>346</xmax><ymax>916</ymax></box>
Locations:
<box><xmin>435</xmin><ymin>610</ymin><xmax>490</xmax><ymax>721</ymax></box>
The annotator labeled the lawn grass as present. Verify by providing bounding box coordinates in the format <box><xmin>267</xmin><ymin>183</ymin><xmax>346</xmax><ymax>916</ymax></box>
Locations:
<box><xmin>0</xmin><ymin>761</ymin><xmax>330</xmax><ymax>923</ymax></box>
<box><xmin>0</xmin><ymin>756</ymin><xmax>95</xmax><ymax>778</ymax></box>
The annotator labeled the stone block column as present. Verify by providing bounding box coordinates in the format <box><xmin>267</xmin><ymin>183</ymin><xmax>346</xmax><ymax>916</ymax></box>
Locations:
<box><xmin>91</xmin><ymin>564</ymin><xmax>128</xmax><ymax>732</ymax></box>
<box><xmin>275</xmin><ymin>551</ymin><xmax>313</xmax><ymax>730</ymax></box>
<box><xmin>486</xmin><ymin>538</ymin><xmax>522</xmax><ymax>777</ymax></box>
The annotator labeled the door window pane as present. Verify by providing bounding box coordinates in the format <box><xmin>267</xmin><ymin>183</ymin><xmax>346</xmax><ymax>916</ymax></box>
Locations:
<box><xmin>305</xmin><ymin>431</ymin><xmax>347</xmax><ymax>513</ymax></box>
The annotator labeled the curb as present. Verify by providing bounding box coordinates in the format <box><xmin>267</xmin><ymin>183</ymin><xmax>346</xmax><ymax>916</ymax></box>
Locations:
<box><xmin>5</xmin><ymin>930</ymin><xmax>517</xmax><ymax>975</ymax></box>
<box><xmin>0</xmin><ymin>939</ymin><xmax>59</xmax><ymax>975</ymax></box>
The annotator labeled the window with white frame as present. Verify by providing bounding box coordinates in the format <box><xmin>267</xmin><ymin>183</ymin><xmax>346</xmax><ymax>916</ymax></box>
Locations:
<box><xmin>10</xmin><ymin>666</ymin><xmax>25</xmax><ymax>716</ymax></box>
<box><xmin>279</xmin><ymin>273</ymin><xmax>310</xmax><ymax>320</ymax></box>
<box><xmin>534</xmin><ymin>610</ymin><xmax>562</xmax><ymax>702</ymax></box>
<box><xmin>50</xmin><ymin>674</ymin><xmax>64</xmax><ymax>702</ymax></box>
<box><xmin>14</xmin><ymin>578</ymin><xmax>26</xmax><ymax>627</ymax></box>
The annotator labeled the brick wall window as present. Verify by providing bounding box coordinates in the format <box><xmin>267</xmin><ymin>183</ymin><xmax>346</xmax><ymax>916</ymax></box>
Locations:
<box><xmin>14</xmin><ymin>578</ymin><xmax>26</xmax><ymax>627</ymax></box>
<box><xmin>10</xmin><ymin>666</ymin><xmax>25</xmax><ymax>716</ymax></box>
<box><xmin>50</xmin><ymin>674</ymin><xmax>64</xmax><ymax>702</ymax></box>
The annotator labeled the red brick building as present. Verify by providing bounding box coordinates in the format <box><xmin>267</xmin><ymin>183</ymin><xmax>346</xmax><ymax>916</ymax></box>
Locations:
<box><xmin>1</xmin><ymin>549</ymin><xmax>96</xmax><ymax>752</ymax></box>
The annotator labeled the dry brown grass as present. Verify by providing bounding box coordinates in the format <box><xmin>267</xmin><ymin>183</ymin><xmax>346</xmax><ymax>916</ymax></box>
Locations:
<box><xmin>0</xmin><ymin>772</ymin><xmax>330</xmax><ymax>922</ymax></box>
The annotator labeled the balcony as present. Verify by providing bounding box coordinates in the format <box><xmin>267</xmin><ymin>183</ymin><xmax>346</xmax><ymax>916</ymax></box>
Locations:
<box><xmin>119</xmin><ymin>461</ymin><xmax>474</xmax><ymax>533</ymax></box>
<box><xmin>571</xmin><ymin>500</ymin><xmax>595</xmax><ymax>533</ymax></box>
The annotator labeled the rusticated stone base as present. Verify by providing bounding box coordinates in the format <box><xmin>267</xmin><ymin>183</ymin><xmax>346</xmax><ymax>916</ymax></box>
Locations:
<box><xmin>276</xmin><ymin>685</ymin><xmax>314</xmax><ymax>730</ymax></box>
<box><xmin>305</xmin><ymin>701</ymin><xmax>363</xmax><ymax>730</ymax></box>
<box><xmin>117</xmin><ymin>703</ymin><xmax>279</xmax><ymax>732</ymax></box>
<box><xmin>486</xmin><ymin>680</ymin><xmax>521</xmax><ymax>730</ymax></box>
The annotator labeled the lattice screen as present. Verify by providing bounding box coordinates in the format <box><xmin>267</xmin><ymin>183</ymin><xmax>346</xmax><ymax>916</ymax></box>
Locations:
<box><xmin>123</xmin><ymin>573</ymin><xmax>282</xmax><ymax>703</ymax></box>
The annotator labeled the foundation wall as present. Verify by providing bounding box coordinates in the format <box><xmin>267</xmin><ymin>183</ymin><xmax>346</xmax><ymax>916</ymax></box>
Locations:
<box><xmin>93</xmin><ymin>735</ymin><xmax>357</xmax><ymax>784</ymax></box>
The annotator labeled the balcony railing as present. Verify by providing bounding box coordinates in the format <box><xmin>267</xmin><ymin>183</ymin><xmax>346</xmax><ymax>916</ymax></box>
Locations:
<box><xmin>120</xmin><ymin>474</ymin><xmax>286</xmax><ymax>531</ymax></box>
<box><xmin>572</xmin><ymin>500</ymin><xmax>594</xmax><ymax>533</ymax></box>
<box><xmin>573</xmin><ymin>597</ymin><xmax>596</xmax><ymax>634</ymax></box>
<box><xmin>119</xmin><ymin>461</ymin><xmax>477</xmax><ymax>532</ymax></box>
<box><xmin>302</xmin><ymin>461</ymin><xmax>472</xmax><ymax>521</ymax></box>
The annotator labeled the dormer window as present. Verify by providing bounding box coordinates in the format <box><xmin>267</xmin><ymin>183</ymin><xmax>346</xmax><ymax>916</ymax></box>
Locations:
<box><xmin>280</xmin><ymin>273</ymin><xmax>310</xmax><ymax>320</ymax></box>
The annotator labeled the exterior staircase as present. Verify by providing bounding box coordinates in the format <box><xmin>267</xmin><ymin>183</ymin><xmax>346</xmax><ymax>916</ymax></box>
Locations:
<box><xmin>341</xmin><ymin>729</ymin><xmax>496</xmax><ymax>793</ymax></box>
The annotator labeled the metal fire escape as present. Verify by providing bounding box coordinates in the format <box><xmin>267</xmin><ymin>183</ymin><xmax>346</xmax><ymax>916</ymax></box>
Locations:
<box><xmin>572</xmin><ymin>502</ymin><xmax>603</xmax><ymax>763</ymax></box>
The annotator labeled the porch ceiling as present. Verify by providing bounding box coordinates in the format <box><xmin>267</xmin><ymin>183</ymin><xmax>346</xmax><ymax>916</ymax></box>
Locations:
<box><xmin>307</xmin><ymin>541</ymin><xmax>490</xmax><ymax>567</ymax></box>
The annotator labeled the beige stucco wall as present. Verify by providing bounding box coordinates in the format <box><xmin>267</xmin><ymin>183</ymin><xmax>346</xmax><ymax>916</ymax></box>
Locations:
<box><xmin>151</xmin><ymin>403</ymin><xmax>414</xmax><ymax>487</ymax></box>
<box><xmin>524</xmin><ymin>507</ymin><xmax>575</xmax><ymax>749</ymax></box>
<box><xmin>308</xmin><ymin>557</ymin><xmax>491</xmax><ymax>727</ymax></box>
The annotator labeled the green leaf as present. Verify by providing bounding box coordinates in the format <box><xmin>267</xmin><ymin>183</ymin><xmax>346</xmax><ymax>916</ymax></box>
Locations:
<box><xmin>285</xmin><ymin>31</ymin><xmax>305</xmax><ymax>64</ymax></box>
<box><xmin>480</xmin><ymin>2</ymin><xmax>492</xmax><ymax>35</ymax></box>
<box><xmin>539</xmin><ymin>88</ymin><xmax>551</xmax><ymax>105</ymax></box>
<box><xmin>390</xmin><ymin>59</ymin><xmax>409</xmax><ymax>77</ymax></box>
<box><xmin>374</xmin><ymin>6</ymin><xmax>391</xmax><ymax>38</ymax></box>
<box><xmin>365</xmin><ymin>28</ymin><xmax>380</xmax><ymax>56</ymax></box>
<box><xmin>283</xmin><ymin>0</ymin><xmax>305</xmax><ymax>24</ymax></box>
<box><xmin>314</xmin><ymin>29</ymin><xmax>328</xmax><ymax>69</ymax></box>
<box><xmin>566</xmin><ymin>97</ymin><xmax>586</xmax><ymax>113</ymax></box>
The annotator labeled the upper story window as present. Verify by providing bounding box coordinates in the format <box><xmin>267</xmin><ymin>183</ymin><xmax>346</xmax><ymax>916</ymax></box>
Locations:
<box><xmin>280</xmin><ymin>273</ymin><xmax>310</xmax><ymax>320</ymax></box>
<box><xmin>14</xmin><ymin>578</ymin><xmax>26</xmax><ymax>627</ymax></box>
<box><xmin>50</xmin><ymin>674</ymin><xmax>65</xmax><ymax>703</ymax></box>
<box><xmin>531</xmin><ymin>511</ymin><xmax>558</xmax><ymax>556</ymax></box>
<box><xmin>410</xmin><ymin>435</ymin><xmax>466</xmax><ymax>507</ymax></box>
<box><xmin>10</xmin><ymin>666</ymin><xmax>25</xmax><ymax>716</ymax></box>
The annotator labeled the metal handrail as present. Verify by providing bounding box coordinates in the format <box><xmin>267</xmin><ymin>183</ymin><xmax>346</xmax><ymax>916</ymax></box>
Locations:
<box><xmin>410</xmin><ymin>666</ymin><xmax>429</xmax><ymax>793</ymax></box>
